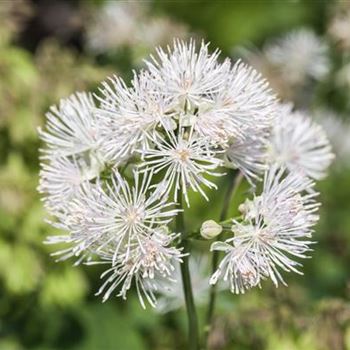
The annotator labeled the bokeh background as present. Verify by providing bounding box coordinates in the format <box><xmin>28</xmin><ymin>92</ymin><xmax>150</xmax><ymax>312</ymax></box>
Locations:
<box><xmin>0</xmin><ymin>0</ymin><xmax>349</xmax><ymax>349</ymax></box>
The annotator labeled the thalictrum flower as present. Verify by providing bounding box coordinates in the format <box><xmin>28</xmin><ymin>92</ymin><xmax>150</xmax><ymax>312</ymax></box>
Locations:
<box><xmin>210</xmin><ymin>166</ymin><xmax>319</xmax><ymax>294</ymax></box>
<box><xmin>46</xmin><ymin>170</ymin><xmax>179</xmax><ymax>266</ymax></box>
<box><xmin>38</xmin><ymin>155</ymin><xmax>102</xmax><ymax>214</ymax></box>
<box><xmin>269</xmin><ymin>104</ymin><xmax>334</xmax><ymax>180</ymax></box>
<box><xmin>39</xmin><ymin>92</ymin><xmax>102</xmax><ymax>159</ymax></box>
<box><xmin>92</xmin><ymin>229</ymin><xmax>184</xmax><ymax>308</ymax></box>
<box><xmin>139</xmin><ymin>126</ymin><xmax>223</xmax><ymax>206</ymax></box>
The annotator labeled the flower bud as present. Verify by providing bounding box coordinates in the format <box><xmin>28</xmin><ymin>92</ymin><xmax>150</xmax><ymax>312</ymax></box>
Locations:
<box><xmin>238</xmin><ymin>203</ymin><xmax>247</xmax><ymax>214</ymax></box>
<box><xmin>200</xmin><ymin>220</ymin><xmax>222</xmax><ymax>240</ymax></box>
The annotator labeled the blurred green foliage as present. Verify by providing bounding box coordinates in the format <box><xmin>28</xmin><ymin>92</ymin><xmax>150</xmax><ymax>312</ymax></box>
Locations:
<box><xmin>0</xmin><ymin>0</ymin><xmax>349</xmax><ymax>349</ymax></box>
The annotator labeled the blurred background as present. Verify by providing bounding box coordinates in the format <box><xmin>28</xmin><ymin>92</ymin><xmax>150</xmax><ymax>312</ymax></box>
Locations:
<box><xmin>0</xmin><ymin>0</ymin><xmax>349</xmax><ymax>349</ymax></box>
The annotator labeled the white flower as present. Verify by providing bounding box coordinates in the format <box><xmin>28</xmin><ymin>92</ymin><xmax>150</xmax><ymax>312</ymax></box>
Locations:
<box><xmin>139</xmin><ymin>126</ymin><xmax>223</xmax><ymax>206</ymax></box>
<box><xmin>38</xmin><ymin>92</ymin><xmax>107</xmax><ymax>216</ymax></box>
<box><xmin>219</xmin><ymin>61</ymin><xmax>276</xmax><ymax>132</ymax></box>
<box><xmin>210</xmin><ymin>241</ymin><xmax>262</xmax><ymax>294</ymax></box>
<box><xmin>210</xmin><ymin>166</ymin><xmax>319</xmax><ymax>294</ymax></box>
<box><xmin>45</xmin><ymin>203</ymin><xmax>95</xmax><ymax>265</ymax></box>
<box><xmin>145</xmin><ymin>41</ymin><xmax>277</xmax><ymax>148</ymax></box>
<box><xmin>39</xmin><ymin>92</ymin><xmax>102</xmax><ymax>159</ymax></box>
<box><xmin>269</xmin><ymin>104</ymin><xmax>334</xmax><ymax>180</ymax></box>
<box><xmin>193</xmin><ymin>61</ymin><xmax>276</xmax><ymax>147</ymax></box>
<box><xmin>97</xmin><ymin>40</ymin><xmax>277</xmax><ymax>180</ymax></box>
<box><xmin>92</xmin><ymin>229</ymin><xmax>184</xmax><ymax>308</ymax></box>
<box><xmin>97</xmin><ymin>71</ymin><xmax>176</xmax><ymax>162</ymax></box>
<box><xmin>145</xmin><ymin>39</ymin><xmax>231</xmax><ymax>109</ymax></box>
<box><xmin>225</xmin><ymin>127</ymin><xmax>269</xmax><ymax>183</ymax></box>
<box><xmin>46</xmin><ymin>170</ymin><xmax>179</xmax><ymax>265</ymax></box>
<box><xmin>264</xmin><ymin>29</ymin><xmax>329</xmax><ymax>85</ymax></box>
<box><xmin>38</xmin><ymin>155</ymin><xmax>103</xmax><ymax>214</ymax></box>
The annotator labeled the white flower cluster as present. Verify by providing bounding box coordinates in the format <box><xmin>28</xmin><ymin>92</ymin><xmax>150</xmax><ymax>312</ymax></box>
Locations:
<box><xmin>210</xmin><ymin>166</ymin><xmax>319</xmax><ymax>294</ymax></box>
<box><xmin>39</xmin><ymin>40</ymin><xmax>333</xmax><ymax>306</ymax></box>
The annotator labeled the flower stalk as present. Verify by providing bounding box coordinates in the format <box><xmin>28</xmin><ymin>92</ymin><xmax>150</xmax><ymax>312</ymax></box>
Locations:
<box><xmin>177</xmin><ymin>193</ymin><xmax>200</xmax><ymax>350</ymax></box>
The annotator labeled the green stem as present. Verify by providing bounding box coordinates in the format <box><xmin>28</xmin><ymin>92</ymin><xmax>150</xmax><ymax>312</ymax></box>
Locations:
<box><xmin>177</xmin><ymin>194</ymin><xmax>200</xmax><ymax>350</ymax></box>
<box><xmin>204</xmin><ymin>170</ymin><xmax>243</xmax><ymax>347</ymax></box>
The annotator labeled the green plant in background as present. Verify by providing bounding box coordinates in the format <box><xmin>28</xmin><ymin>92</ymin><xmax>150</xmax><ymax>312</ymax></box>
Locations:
<box><xmin>1</xmin><ymin>0</ymin><xmax>350</xmax><ymax>349</ymax></box>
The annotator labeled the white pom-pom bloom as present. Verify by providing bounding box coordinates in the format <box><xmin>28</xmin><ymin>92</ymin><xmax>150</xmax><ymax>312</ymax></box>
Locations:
<box><xmin>225</xmin><ymin>128</ymin><xmax>270</xmax><ymax>183</ymax></box>
<box><xmin>45</xmin><ymin>202</ymin><xmax>95</xmax><ymax>265</ymax></box>
<box><xmin>97</xmin><ymin>40</ymin><xmax>277</xmax><ymax>191</ymax></box>
<box><xmin>265</xmin><ymin>29</ymin><xmax>329</xmax><ymax>86</ymax></box>
<box><xmin>145</xmin><ymin>40</ymin><xmax>231</xmax><ymax>109</ymax></box>
<box><xmin>210</xmin><ymin>166</ymin><xmax>319</xmax><ymax>294</ymax></box>
<box><xmin>92</xmin><ymin>229</ymin><xmax>184</xmax><ymax>308</ymax></box>
<box><xmin>191</xmin><ymin>61</ymin><xmax>276</xmax><ymax>147</ymax></box>
<box><xmin>139</xmin><ymin>126</ymin><xmax>223</xmax><ymax>206</ymax></box>
<box><xmin>46</xmin><ymin>170</ymin><xmax>179</xmax><ymax>266</ymax></box>
<box><xmin>38</xmin><ymin>156</ymin><xmax>103</xmax><ymax>214</ymax></box>
<box><xmin>269</xmin><ymin>104</ymin><xmax>334</xmax><ymax>180</ymax></box>
<box><xmin>145</xmin><ymin>41</ymin><xmax>276</xmax><ymax>147</ymax></box>
<box><xmin>97</xmin><ymin>71</ymin><xmax>176</xmax><ymax>162</ymax></box>
<box><xmin>38</xmin><ymin>92</ymin><xmax>107</xmax><ymax>215</ymax></box>
<box><xmin>39</xmin><ymin>92</ymin><xmax>103</xmax><ymax>159</ymax></box>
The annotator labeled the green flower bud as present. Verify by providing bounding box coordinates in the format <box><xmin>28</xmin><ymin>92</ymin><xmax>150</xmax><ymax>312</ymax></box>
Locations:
<box><xmin>200</xmin><ymin>220</ymin><xmax>222</xmax><ymax>240</ymax></box>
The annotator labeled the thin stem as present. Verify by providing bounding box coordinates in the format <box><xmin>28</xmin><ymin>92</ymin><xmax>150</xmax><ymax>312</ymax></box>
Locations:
<box><xmin>177</xmin><ymin>194</ymin><xmax>200</xmax><ymax>350</ymax></box>
<box><xmin>204</xmin><ymin>170</ymin><xmax>243</xmax><ymax>346</ymax></box>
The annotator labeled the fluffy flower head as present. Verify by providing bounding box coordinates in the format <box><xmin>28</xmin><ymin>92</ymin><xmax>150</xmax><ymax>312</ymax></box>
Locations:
<box><xmin>46</xmin><ymin>170</ymin><xmax>179</xmax><ymax>265</ymax></box>
<box><xmin>210</xmin><ymin>166</ymin><xmax>319</xmax><ymax>294</ymax></box>
<box><xmin>269</xmin><ymin>104</ymin><xmax>334</xmax><ymax>180</ymax></box>
<box><xmin>93</xmin><ymin>229</ymin><xmax>184</xmax><ymax>308</ymax></box>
